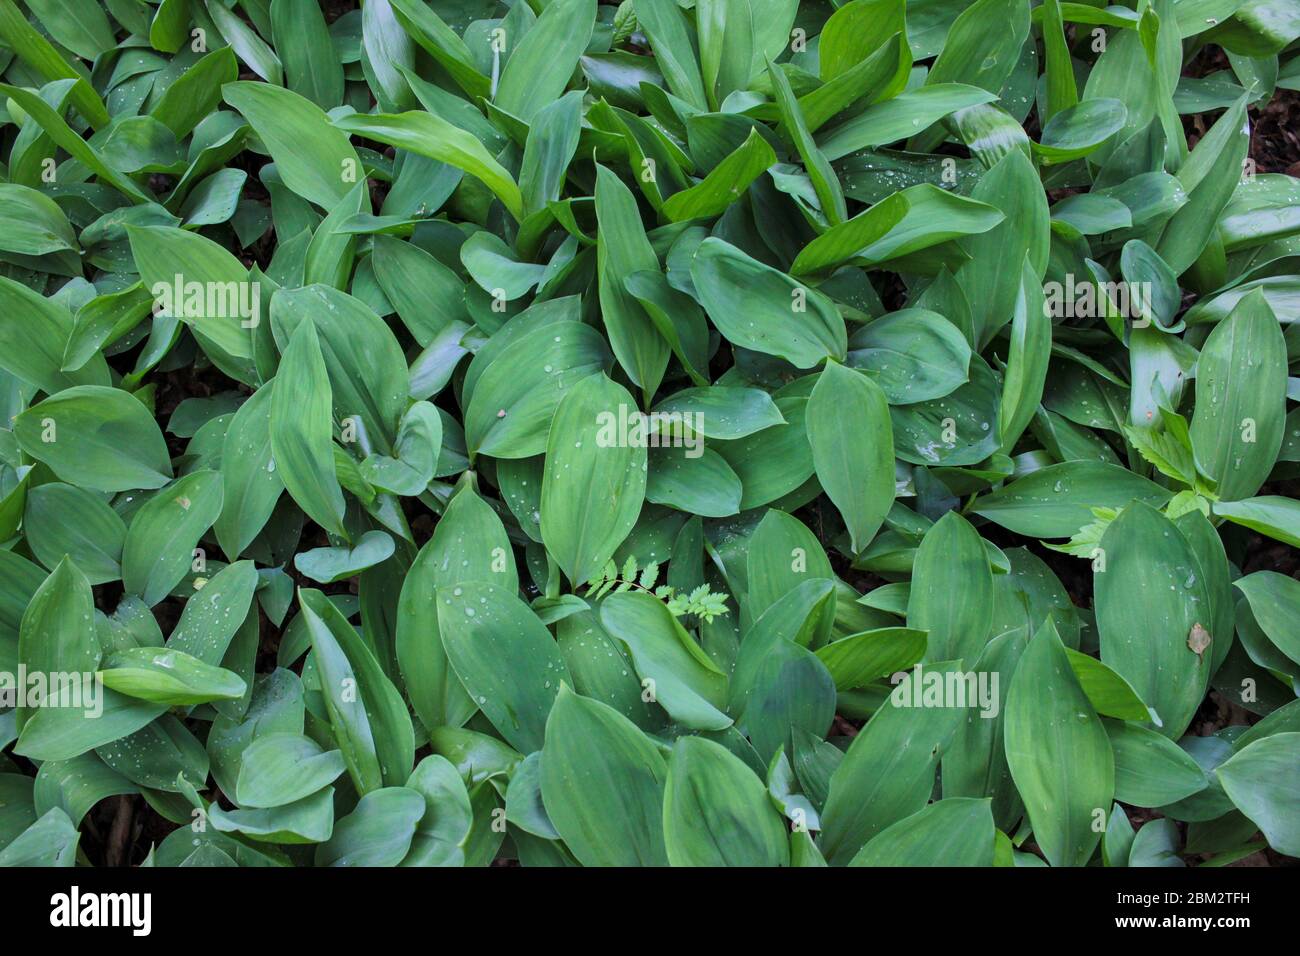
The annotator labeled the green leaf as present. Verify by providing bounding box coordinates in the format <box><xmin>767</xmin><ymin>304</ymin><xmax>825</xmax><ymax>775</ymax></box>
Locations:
<box><xmin>1032</xmin><ymin>99</ymin><xmax>1128</xmax><ymax>163</ymax></box>
<box><xmin>600</xmin><ymin>590</ymin><xmax>731</xmax><ymax>730</ymax></box>
<box><xmin>847</xmin><ymin>309</ymin><xmax>971</xmax><ymax>403</ymax></box>
<box><xmin>314</xmin><ymin>787</ymin><xmax>425</xmax><ymax>865</ymax></box>
<box><xmin>907</xmin><ymin>511</ymin><xmax>993</xmax><ymax>665</ymax></box>
<box><xmin>1003</xmin><ymin>620</ymin><xmax>1114</xmax><ymax>867</ymax></box>
<box><xmin>1064</xmin><ymin>649</ymin><xmax>1154</xmax><ymax>723</ymax></box>
<box><xmin>235</xmin><ymin>733</ymin><xmax>347</xmax><ymax>809</ymax></box>
<box><xmin>299</xmin><ymin>588</ymin><xmax>414</xmax><ymax>795</ymax></box>
<box><xmin>214</xmin><ymin>385</ymin><xmax>283</xmax><ymax>560</ymax></box>
<box><xmin>332</xmin><ymin>111</ymin><xmax>524</xmax><ymax>221</ymax></box>
<box><xmin>817</xmin><ymin>84</ymin><xmax>999</xmax><ymax>160</ymax></box>
<box><xmin>1214</xmin><ymin>496</ymin><xmax>1300</xmax><ymax>547</ymax></box>
<box><xmin>663</xmin><ymin>735</ymin><xmax>790</xmax><ymax>866</ymax></box>
<box><xmin>849</xmin><ymin>797</ymin><xmax>996</xmax><ymax>866</ymax></box>
<box><xmin>1188</xmin><ymin>289</ymin><xmax>1287</xmax><ymax>501</ymax></box>
<box><xmin>402</xmin><ymin>755</ymin><xmax>473</xmax><ymax>866</ymax></box>
<box><xmin>594</xmin><ymin>163</ymin><xmax>670</xmax><ymax>400</ymax></box>
<box><xmin>16</xmin><ymin>556</ymin><xmax>98</xmax><ymax>731</ymax></box>
<box><xmin>397</xmin><ymin>484</ymin><xmax>518</xmax><ymax>732</ymax></box>
<box><xmin>1215</xmin><ymin>733</ymin><xmax>1300</xmax><ymax>857</ymax></box>
<box><xmin>100</xmin><ymin>647</ymin><xmax>246</xmax><ymax>706</ymax></box>
<box><xmin>438</xmin><ymin>581</ymin><xmax>570</xmax><ymax>753</ymax></box>
<box><xmin>540</xmin><ymin>685</ymin><xmax>669</xmax><ymax>866</ymax></box>
<box><xmin>540</xmin><ymin>374</ymin><xmax>647</xmax><ymax>586</ymax></box>
<box><xmin>807</xmin><ymin>361</ymin><xmax>894</xmax><ymax>553</ymax></box>
<box><xmin>495</xmin><ymin>0</ymin><xmax>595</xmax><ymax>123</ymax></box>
<box><xmin>387</xmin><ymin>0</ymin><xmax>490</xmax><ymax>99</ymax></box>
<box><xmin>223</xmin><ymin>81</ymin><xmax>360</xmax><ymax>210</ymax></box>
<box><xmin>814</xmin><ymin>627</ymin><xmax>927</xmax><ymax>691</ymax></box>
<box><xmin>974</xmin><ymin>461</ymin><xmax>1173</xmax><ymax>538</ymax></box>
<box><xmin>14</xmin><ymin>689</ymin><xmax>166</xmax><ymax>762</ymax></box>
<box><xmin>127</xmin><ymin>224</ymin><xmax>256</xmax><ymax>382</ymax></box>
<box><xmin>295</xmin><ymin>531</ymin><xmax>396</xmax><ymax>584</ymax></box>
<box><xmin>464</xmin><ymin>318</ymin><xmax>610</xmax><ymax>459</ymax></box>
<box><xmin>997</xmin><ymin>256</ymin><xmax>1051</xmax><ymax>453</ymax></box>
<box><xmin>691</xmin><ymin>237</ymin><xmax>847</xmax><ymax>368</ymax></box>
<box><xmin>819</xmin><ymin>659</ymin><xmax>966</xmax><ymax>865</ymax></box>
<box><xmin>662</xmin><ymin>128</ymin><xmax>776</xmax><ymax>222</ymax></box>
<box><xmin>121</xmin><ymin>471</ymin><xmax>224</xmax><ymax>607</ymax></box>
<box><xmin>1095</xmin><ymin>501</ymin><xmax>1213</xmax><ymax>738</ymax></box>
<box><xmin>1233</xmin><ymin>571</ymin><xmax>1300</xmax><ymax>666</ymax></box>
<box><xmin>24</xmin><ymin>483</ymin><xmax>126</xmax><ymax>585</ymax></box>
<box><xmin>269</xmin><ymin>320</ymin><xmax>347</xmax><ymax>538</ymax></box>
<box><xmin>791</xmin><ymin>185</ymin><xmax>1003</xmax><ymax>275</ymax></box>
<box><xmin>1106</xmin><ymin>720</ymin><xmax>1208</xmax><ymax>807</ymax></box>
<box><xmin>271</xmin><ymin>0</ymin><xmax>345</xmax><ymax>109</ymax></box>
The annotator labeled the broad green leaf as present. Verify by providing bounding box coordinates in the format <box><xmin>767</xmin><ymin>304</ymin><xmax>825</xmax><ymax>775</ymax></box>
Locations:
<box><xmin>314</xmin><ymin>787</ymin><xmax>424</xmax><ymax>865</ymax></box>
<box><xmin>14</xmin><ymin>385</ymin><xmax>172</xmax><ymax>494</ymax></box>
<box><xmin>540</xmin><ymin>374</ymin><xmax>647</xmax><ymax>586</ymax></box>
<box><xmin>1215</xmin><ymin>733</ymin><xmax>1300</xmax><ymax>857</ymax></box>
<box><xmin>1106</xmin><ymin>720</ymin><xmax>1208</xmax><ymax>807</ymax></box>
<box><xmin>0</xmin><ymin>278</ymin><xmax>111</xmax><ymax>396</ymax></box>
<box><xmin>223</xmin><ymin>81</ymin><xmax>361</xmax><ymax>210</ymax></box>
<box><xmin>127</xmin><ymin>224</ymin><xmax>257</xmax><ymax>382</ymax></box>
<box><xmin>17</xmin><ymin>556</ymin><xmax>98</xmax><ymax>731</ymax></box>
<box><xmin>662</xmin><ymin>128</ymin><xmax>777</xmax><ymax>222</ymax></box>
<box><xmin>168</xmin><ymin>560</ymin><xmax>260</xmax><ymax>666</ymax></box>
<box><xmin>663</xmin><ymin>736</ymin><xmax>790</xmax><ymax>866</ymax></box>
<box><xmin>402</xmin><ymin>755</ymin><xmax>473</xmax><ymax>866</ymax></box>
<box><xmin>1095</xmin><ymin>501</ymin><xmax>1213</xmax><ymax>738</ymax></box>
<box><xmin>1189</xmin><ymin>290</ymin><xmax>1287</xmax><ymax>501</ymax></box>
<box><xmin>24</xmin><ymin>483</ymin><xmax>126</xmax><ymax>585</ymax></box>
<box><xmin>464</xmin><ymin>319</ymin><xmax>610</xmax><ymax>459</ymax></box>
<box><xmin>807</xmin><ymin>361</ymin><xmax>894</xmax><ymax>553</ymax></box>
<box><xmin>1004</xmin><ymin>620</ymin><xmax>1114</xmax><ymax>867</ymax></box>
<box><xmin>849</xmin><ymin>798</ymin><xmax>996</xmax><ymax>866</ymax></box>
<box><xmin>100</xmin><ymin>646</ymin><xmax>246</xmax><ymax>706</ymax></box>
<box><xmin>295</xmin><ymin>531</ymin><xmax>395</xmax><ymax>584</ymax></box>
<box><xmin>397</xmin><ymin>484</ymin><xmax>517</xmax><ymax>732</ymax></box>
<box><xmin>600</xmin><ymin>591</ymin><xmax>731</xmax><ymax>731</ymax></box>
<box><xmin>438</xmin><ymin>582</ymin><xmax>570</xmax><ymax>753</ymax></box>
<box><xmin>998</xmin><ymin>257</ymin><xmax>1051</xmax><ymax>453</ymax></box>
<box><xmin>268</xmin><ymin>321</ymin><xmax>347</xmax><ymax>538</ymax></box>
<box><xmin>817</xmin><ymin>84</ymin><xmax>999</xmax><ymax>160</ymax></box>
<box><xmin>814</xmin><ymin>627</ymin><xmax>927</xmax><ymax>691</ymax></box>
<box><xmin>121</xmin><ymin>471</ymin><xmax>224</xmax><ymax>607</ymax></box>
<box><xmin>819</xmin><ymin>659</ymin><xmax>966</xmax><ymax>865</ymax></box>
<box><xmin>907</xmin><ymin>511</ymin><xmax>993</xmax><ymax>664</ymax></box>
<box><xmin>595</xmin><ymin>163</ymin><xmax>670</xmax><ymax>401</ymax></box>
<box><xmin>791</xmin><ymin>185</ymin><xmax>1003</xmax><ymax>275</ymax></box>
<box><xmin>271</xmin><ymin>0</ymin><xmax>345</xmax><ymax>109</ymax></box>
<box><xmin>974</xmin><ymin>462</ymin><xmax>1173</xmax><ymax>538</ymax></box>
<box><xmin>846</xmin><ymin>309</ymin><xmax>971</xmax><ymax>403</ymax></box>
<box><xmin>235</xmin><ymin>733</ymin><xmax>347</xmax><ymax>808</ymax></box>
<box><xmin>333</xmin><ymin>111</ymin><xmax>524</xmax><ymax>221</ymax></box>
<box><xmin>14</xmin><ymin>689</ymin><xmax>166</xmax><ymax>762</ymax></box>
<box><xmin>495</xmin><ymin>0</ymin><xmax>595</xmax><ymax>123</ymax></box>
<box><xmin>300</xmin><ymin>588</ymin><xmax>414</xmax><ymax>795</ymax></box>
<box><xmin>214</xmin><ymin>385</ymin><xmax>283</xmax><ymax>560</ymax></box>
<box><xmin>1233</xmin><ymin>571</ymin><xmax>1300</xmax><ymax>665</ymax></box>
<box><xmin>691</xmin><ymin>237</ymin><xmax>847</xmax><ymax>368</ymax></box>
<box><xmin>540</xmin><ymin>685</ymin><xmax>669</xmax><ymax>866</ymax></box>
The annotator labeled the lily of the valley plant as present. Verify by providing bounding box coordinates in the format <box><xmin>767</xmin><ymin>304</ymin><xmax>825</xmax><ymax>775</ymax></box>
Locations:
<box><xmin>0</xmin><ymin>0</ymin><xmax>1298</xmax><ymax>869</ymax></box>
